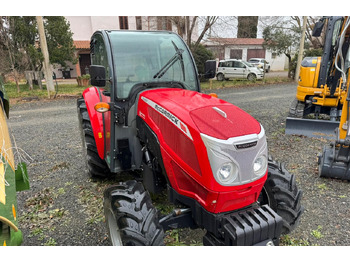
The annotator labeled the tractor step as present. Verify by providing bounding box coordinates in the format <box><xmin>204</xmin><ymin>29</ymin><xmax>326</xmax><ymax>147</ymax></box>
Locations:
<box><xmin>285</xmin><ymin>117</ymin><xmax>339</xmax><ymax>139</ymax></box>
<box><xmin>203</xmin><ymin>205</ymin><xmax>283</xmax><ymax>246</ymax></box>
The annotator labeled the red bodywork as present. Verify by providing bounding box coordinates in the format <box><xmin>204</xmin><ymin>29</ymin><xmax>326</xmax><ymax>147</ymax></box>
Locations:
<box><xmin>84</xmin><ymin>85</ymin><xmax>267</xmax><ymax>214</ymax></box>
<box><xmin>82</xmin><ymin>87</ymin><xmax>111</xmax><ymax>160</ymax></box>
<box><xmin>138</xmin><ymin>88</ymin><xmax>267</xmax><ymax>214</ymax></box>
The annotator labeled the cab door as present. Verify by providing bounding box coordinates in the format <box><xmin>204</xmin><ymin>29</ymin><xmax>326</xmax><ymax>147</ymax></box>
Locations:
<box><xmin>233</xmin><ymin>61</ymin><xmax>246</xmax><ymax>79</ymax></box>
<box><xmin>223</xmin><ymin>61</ymin><xmax>235</xmax><ymax>78</ymax></box>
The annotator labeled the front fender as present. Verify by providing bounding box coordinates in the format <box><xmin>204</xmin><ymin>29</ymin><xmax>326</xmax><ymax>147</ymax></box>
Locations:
<box><xmin>82</xmin><ymin>87</ymin><xmax>105</xmax><ymax>159</ymax></box>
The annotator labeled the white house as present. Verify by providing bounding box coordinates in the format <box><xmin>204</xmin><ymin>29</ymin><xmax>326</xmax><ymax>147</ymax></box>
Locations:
<box><xmin>203</xmin><ymin>38</ymin><xmax>288</xmax><ymax>71</ymax></box>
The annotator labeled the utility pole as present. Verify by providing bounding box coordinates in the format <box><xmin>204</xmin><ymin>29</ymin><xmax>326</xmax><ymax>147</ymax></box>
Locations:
<box><xmin>36</xmin><ymin>16</ymin><xmax>55</xmax><ymax>97</ymax></box>
<box><xmin>295</xmin><ymin>16</ymin><xmax>307</xmax><ymax>82</ymax></box>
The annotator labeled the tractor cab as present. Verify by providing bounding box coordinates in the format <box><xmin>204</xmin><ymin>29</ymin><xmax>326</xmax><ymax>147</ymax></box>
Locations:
<box><xmin>88</xmin><ymin>31</ymin><xmax>202</xmax><ymax>173</ymax></box>
<box><xmin>90</xmin><ymin>30</ymin><xmax>200</xmax><ymax>99</ymax></box>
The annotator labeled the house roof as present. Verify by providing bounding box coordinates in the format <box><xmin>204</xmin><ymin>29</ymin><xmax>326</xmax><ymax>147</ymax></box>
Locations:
<box><xmin>206</xmin><ymin>38</ymin><xmax>264</xmax><ymax>46</ymax></box>
<box><xmin>74</xmin><ymin>40</ymin><xmax>90</xmax><ymax>50</ymax></box>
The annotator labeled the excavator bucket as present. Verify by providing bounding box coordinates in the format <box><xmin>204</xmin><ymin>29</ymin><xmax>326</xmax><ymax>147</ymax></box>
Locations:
<box><xmin>285</xmin><ymin>117</ymin><xmax>339</xmax><ymax>139</ymax></box>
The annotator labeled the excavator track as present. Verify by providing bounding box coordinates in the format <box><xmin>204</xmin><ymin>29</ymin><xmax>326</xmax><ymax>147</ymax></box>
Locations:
<box><xmin>288</xmin><ymin>99</ymin><xmax>305</xmax><ymax>118</ymax></box>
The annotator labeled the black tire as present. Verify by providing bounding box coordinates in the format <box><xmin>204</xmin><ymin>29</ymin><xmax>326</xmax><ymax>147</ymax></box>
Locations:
<box><xmin>259</xmin><ymin>158</ymin><xmax>304</xmax><ymax>234</ymax></box>
<box><xmin>247</xmin><ymin>73</ymin><xmax>256</xmax><ymax>81</ymax></box>
<box><xmin>77</xmin><ymin>98</ymin><xmax>110</xmax><ymax>178</ymax></box>
<box><xmin>103</xmin><ymin>180</ymin><xmax>164</xmax><ymax>246</ymax></box>
<box><xmin>217</xmin><ymin>73</ymin><xmax>224</xmax><ymax>81</ymax></box>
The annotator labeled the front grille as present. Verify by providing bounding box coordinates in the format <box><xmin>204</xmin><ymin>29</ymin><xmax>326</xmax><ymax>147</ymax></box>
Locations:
<box><xmin>201</xmin><ymin>126</ymin><xmax>267</xmax><ymax>186</ymax></box>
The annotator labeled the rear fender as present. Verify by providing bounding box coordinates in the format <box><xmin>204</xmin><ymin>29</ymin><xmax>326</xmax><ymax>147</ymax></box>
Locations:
<box><xmin>82</xmin><ymin>87</ymin><xmax>105</xmax><ymax>159</ymax></box>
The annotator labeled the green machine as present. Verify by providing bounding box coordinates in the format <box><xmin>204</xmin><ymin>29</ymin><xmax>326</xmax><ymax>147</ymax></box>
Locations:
<box><xmin>0</xmin><ymin>77</ymin><xmax>29</xmax><ymax>246</ymax></box>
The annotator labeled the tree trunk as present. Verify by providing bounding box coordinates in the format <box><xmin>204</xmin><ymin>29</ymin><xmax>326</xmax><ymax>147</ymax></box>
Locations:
<box><xmin>13</xmin><ymin>69</ymin><xmax>20</xmax><ymax>93</ymax></box>
<box><xmin>295</xmin><ymin>16</ymin><xmax>307</xmax><ymax>82</ymax></box>
<box><xmin>286</xmin><ymin>54</ymin><xmax>293</xmax><ymax>78</ymax></box>
<box><xmin>36</xmin><ymin>16</ymin><xmax>55</xmax><ymax>96</ymax></box>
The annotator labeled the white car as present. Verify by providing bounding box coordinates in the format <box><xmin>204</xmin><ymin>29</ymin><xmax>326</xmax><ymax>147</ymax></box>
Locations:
<box><xmin>216</xmin><ymin>59</ymin><xmax>264</xmax><ymax>81</ymax></box>
<box><xmin>248</xmin><ymin>58</ymin><xmax>271</xmax><ymax>72</ymax></box>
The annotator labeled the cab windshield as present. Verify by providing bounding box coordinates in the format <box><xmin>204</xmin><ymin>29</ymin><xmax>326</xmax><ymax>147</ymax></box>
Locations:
<box><xmin>107</xmin><ymin>31</ymin><xmax>199</xmax><ymax>99</ymax></box>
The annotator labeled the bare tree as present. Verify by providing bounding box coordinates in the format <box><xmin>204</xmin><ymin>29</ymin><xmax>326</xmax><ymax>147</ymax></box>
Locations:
<box><xmin>0</xmin><ymin>46</ymin><xmax>10</xmax><ymax>81</ymax></box>
<box><xmin>237</xmin><ymin>16</ymin><xmax>258</xmax><ymax>38</ymax></box>
<box><xmin>170</xmin><ymin>16</ymin><xmax>218</xmax><ymax>51</ymax></box>
<box><xmin>0</xmin><ymin>17</ymin><xmax>22</xmax><ymax>92</ymax></box>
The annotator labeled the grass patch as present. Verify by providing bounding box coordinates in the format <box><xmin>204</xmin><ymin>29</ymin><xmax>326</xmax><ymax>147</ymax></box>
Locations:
<box><xmin>311</xmin><ymin>226</ymin><xmax>323</xmax><ymax>239</ymax></box>
<box><xmin>317</xmin><ymin>183</ymin><xmax>328</xmax><ymax>191</ymax></box>
<box><xmin>19</xmin><ymin>187</ymin><xmax>69</xmax><ymax>245</ymax></box>
<box><xmin>280</xmin><ymin>235</ymin><xmax>309</xmax><ymax>246</ymax></box>
<box><xmin>77</xmin><ymin>182</ymin><xmax>110</xmax><ymax>224</ymax></box>
<box><xmin>164</xmin><ymin>229</ymin><xmax>186</xmax><ymax>246</ymax></box>
<box><xmin>44</xmin><ymin>238</ymin><xmax>57</xmax><ymax>246</ymax></box>
<box><xmin>200</xmin><ymin>77</ymin><xmax>291</xmax><ymax>90</ymax></box>
<box><xmin>3</xmin><ymin>82</ymin><xmax>86</xmax><ymax>100</ymax></box>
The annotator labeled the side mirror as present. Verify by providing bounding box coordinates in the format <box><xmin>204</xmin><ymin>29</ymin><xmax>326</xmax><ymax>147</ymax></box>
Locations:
<box><xmin>90</xmin><ymin>65</ymin><xmax>106</xmax><ymax>87</ymax></box>
<box><xmin>204</xmin><ymin>60</ymin><xmax>217</xmax><ymax>79</ymax></box>
<box><xmin>312</xmin><ymin>20</ymin><xmax>325</xmax><ymax>37</ymax></box>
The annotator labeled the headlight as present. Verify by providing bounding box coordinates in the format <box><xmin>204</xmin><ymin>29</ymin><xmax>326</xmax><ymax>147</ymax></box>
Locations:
<box><xmin>253</xmin><ymin>155</ymin><xmax>267</xmax><ymax>177</ymax></box>
<box><xmin>216</xmin><ymin>162</ymin><xmax>238</xmax><ymax>185</ymax></box>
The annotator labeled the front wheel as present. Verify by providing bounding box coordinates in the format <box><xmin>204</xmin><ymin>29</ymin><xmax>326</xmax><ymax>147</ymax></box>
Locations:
<box><xmin>259</xmin><ymin>158</ymin><xmax>304</xmax><ymax>234</ymax></box>
<box><xmin>103</xmin><ymin>180</ymin><xmax>164</xmax><ymax>246</ymax></box>
<box><xmin>247</xmin><ymin>73</ymin><xmax>256</xmax><ymax>81</ymax></box>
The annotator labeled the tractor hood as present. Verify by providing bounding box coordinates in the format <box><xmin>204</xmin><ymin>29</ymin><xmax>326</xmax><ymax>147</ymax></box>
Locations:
<box><xmin>138</xmin><ymin>88</ymin><xmax>261</xmax><ymax>140</ymax></box>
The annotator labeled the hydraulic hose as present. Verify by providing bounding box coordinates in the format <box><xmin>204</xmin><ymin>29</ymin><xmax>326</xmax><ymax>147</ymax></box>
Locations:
<box><xmin>334</xmin><ymin>17</ymin><xmax>350</xmax><ymax>138</ymax></box>
<box><xmin>335</xmin><ymin>17</ymin><xmax>350</xmax><ymax>89</ymax></box>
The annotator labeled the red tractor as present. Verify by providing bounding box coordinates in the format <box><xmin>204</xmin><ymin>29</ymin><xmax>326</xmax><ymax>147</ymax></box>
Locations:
<box><xmin>77</xmin><ymin>30</ymin><xmax>303</xmax><ymax>246</ymax></box>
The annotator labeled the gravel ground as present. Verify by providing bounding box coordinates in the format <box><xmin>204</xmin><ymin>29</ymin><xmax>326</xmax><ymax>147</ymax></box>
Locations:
<box><xmin>8</xmin><ymin>81</ymin><xmax>350</xmax><ymax>246</ymax></box>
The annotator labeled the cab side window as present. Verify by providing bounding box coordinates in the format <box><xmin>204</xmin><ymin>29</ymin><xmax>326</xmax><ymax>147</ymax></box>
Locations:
<box><xmin>91</xmin><ymin>34</ymin><xmax>111</xmax><ymax>92</ymax></box>
<box><xmin>226</xmin><ymin>61</ymin><xmax>234</xmax><ymax>68</ymax></box>
<box><xmin>234</xmin><ymin>61</ymin><xmax>245</xmax><ymax>68</ymax></box>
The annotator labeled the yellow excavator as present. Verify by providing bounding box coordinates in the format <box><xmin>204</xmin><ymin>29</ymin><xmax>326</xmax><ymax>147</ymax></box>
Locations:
<box><xmin>286</xmin><ymin>16</ymin><xmax>350</xmax><ymax>179</ymax></box>
<box><xmin>286</xmin><ymin>16</ymin><xmax>348</xmax><ymax>138</ymax></box>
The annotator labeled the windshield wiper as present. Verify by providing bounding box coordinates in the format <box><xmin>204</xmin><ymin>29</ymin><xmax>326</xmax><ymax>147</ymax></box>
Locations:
<box><xmin>153</xmin><ymin>41</ymin><xmax>185</xmax><ymax>80</ymax></box>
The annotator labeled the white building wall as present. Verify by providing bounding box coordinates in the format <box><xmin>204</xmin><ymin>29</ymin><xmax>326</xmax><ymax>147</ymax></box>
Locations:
<box><xmin>90</xmin><ymin>16</ymin><xmax>119</xmax><ymax>32</ymax></box>
<box><xmin>265</xmin><ymin>52</ymin><xmax>287</xmax><ymax>71</ymax></box>
<box><xmin>65</xmin><ymin>16</ymin><xmax>94</xmax><ymax>40</ymax></box>
<box><xmin>222</xmin><ymin>45</ymin><xmax>286</xmax><ymax>71</ymax></box>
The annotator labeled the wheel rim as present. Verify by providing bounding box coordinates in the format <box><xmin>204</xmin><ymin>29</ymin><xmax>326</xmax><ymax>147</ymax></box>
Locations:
<box><xmin>217</xmin><ymin>74</ymin><xmax>224</xmax><ymax>81</ymax></box>
<box><xmin>106</xmin><ymin>208</ymin><xmax>123</xmax><ymax>246</ymax></box>
<box><xmin>248</xmin><ymin>74</ymin><xmax>256</xmax><ymax>81</ymax></box>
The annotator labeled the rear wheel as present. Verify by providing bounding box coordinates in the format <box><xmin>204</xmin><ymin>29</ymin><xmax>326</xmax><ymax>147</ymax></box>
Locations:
<box><xmin>103</xmin><ymin>180</ymin><xmax>164</xmax><ymax>246</ymax></box>
<box><xmin>77</xmin><ymin>98</ymin><xmax>110</xmax><ymax>178</ymax></box>
<box><xmin>259</xmin><ymin>158</ymin><xmax>304</xmax><ymax>234</ymax></box>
